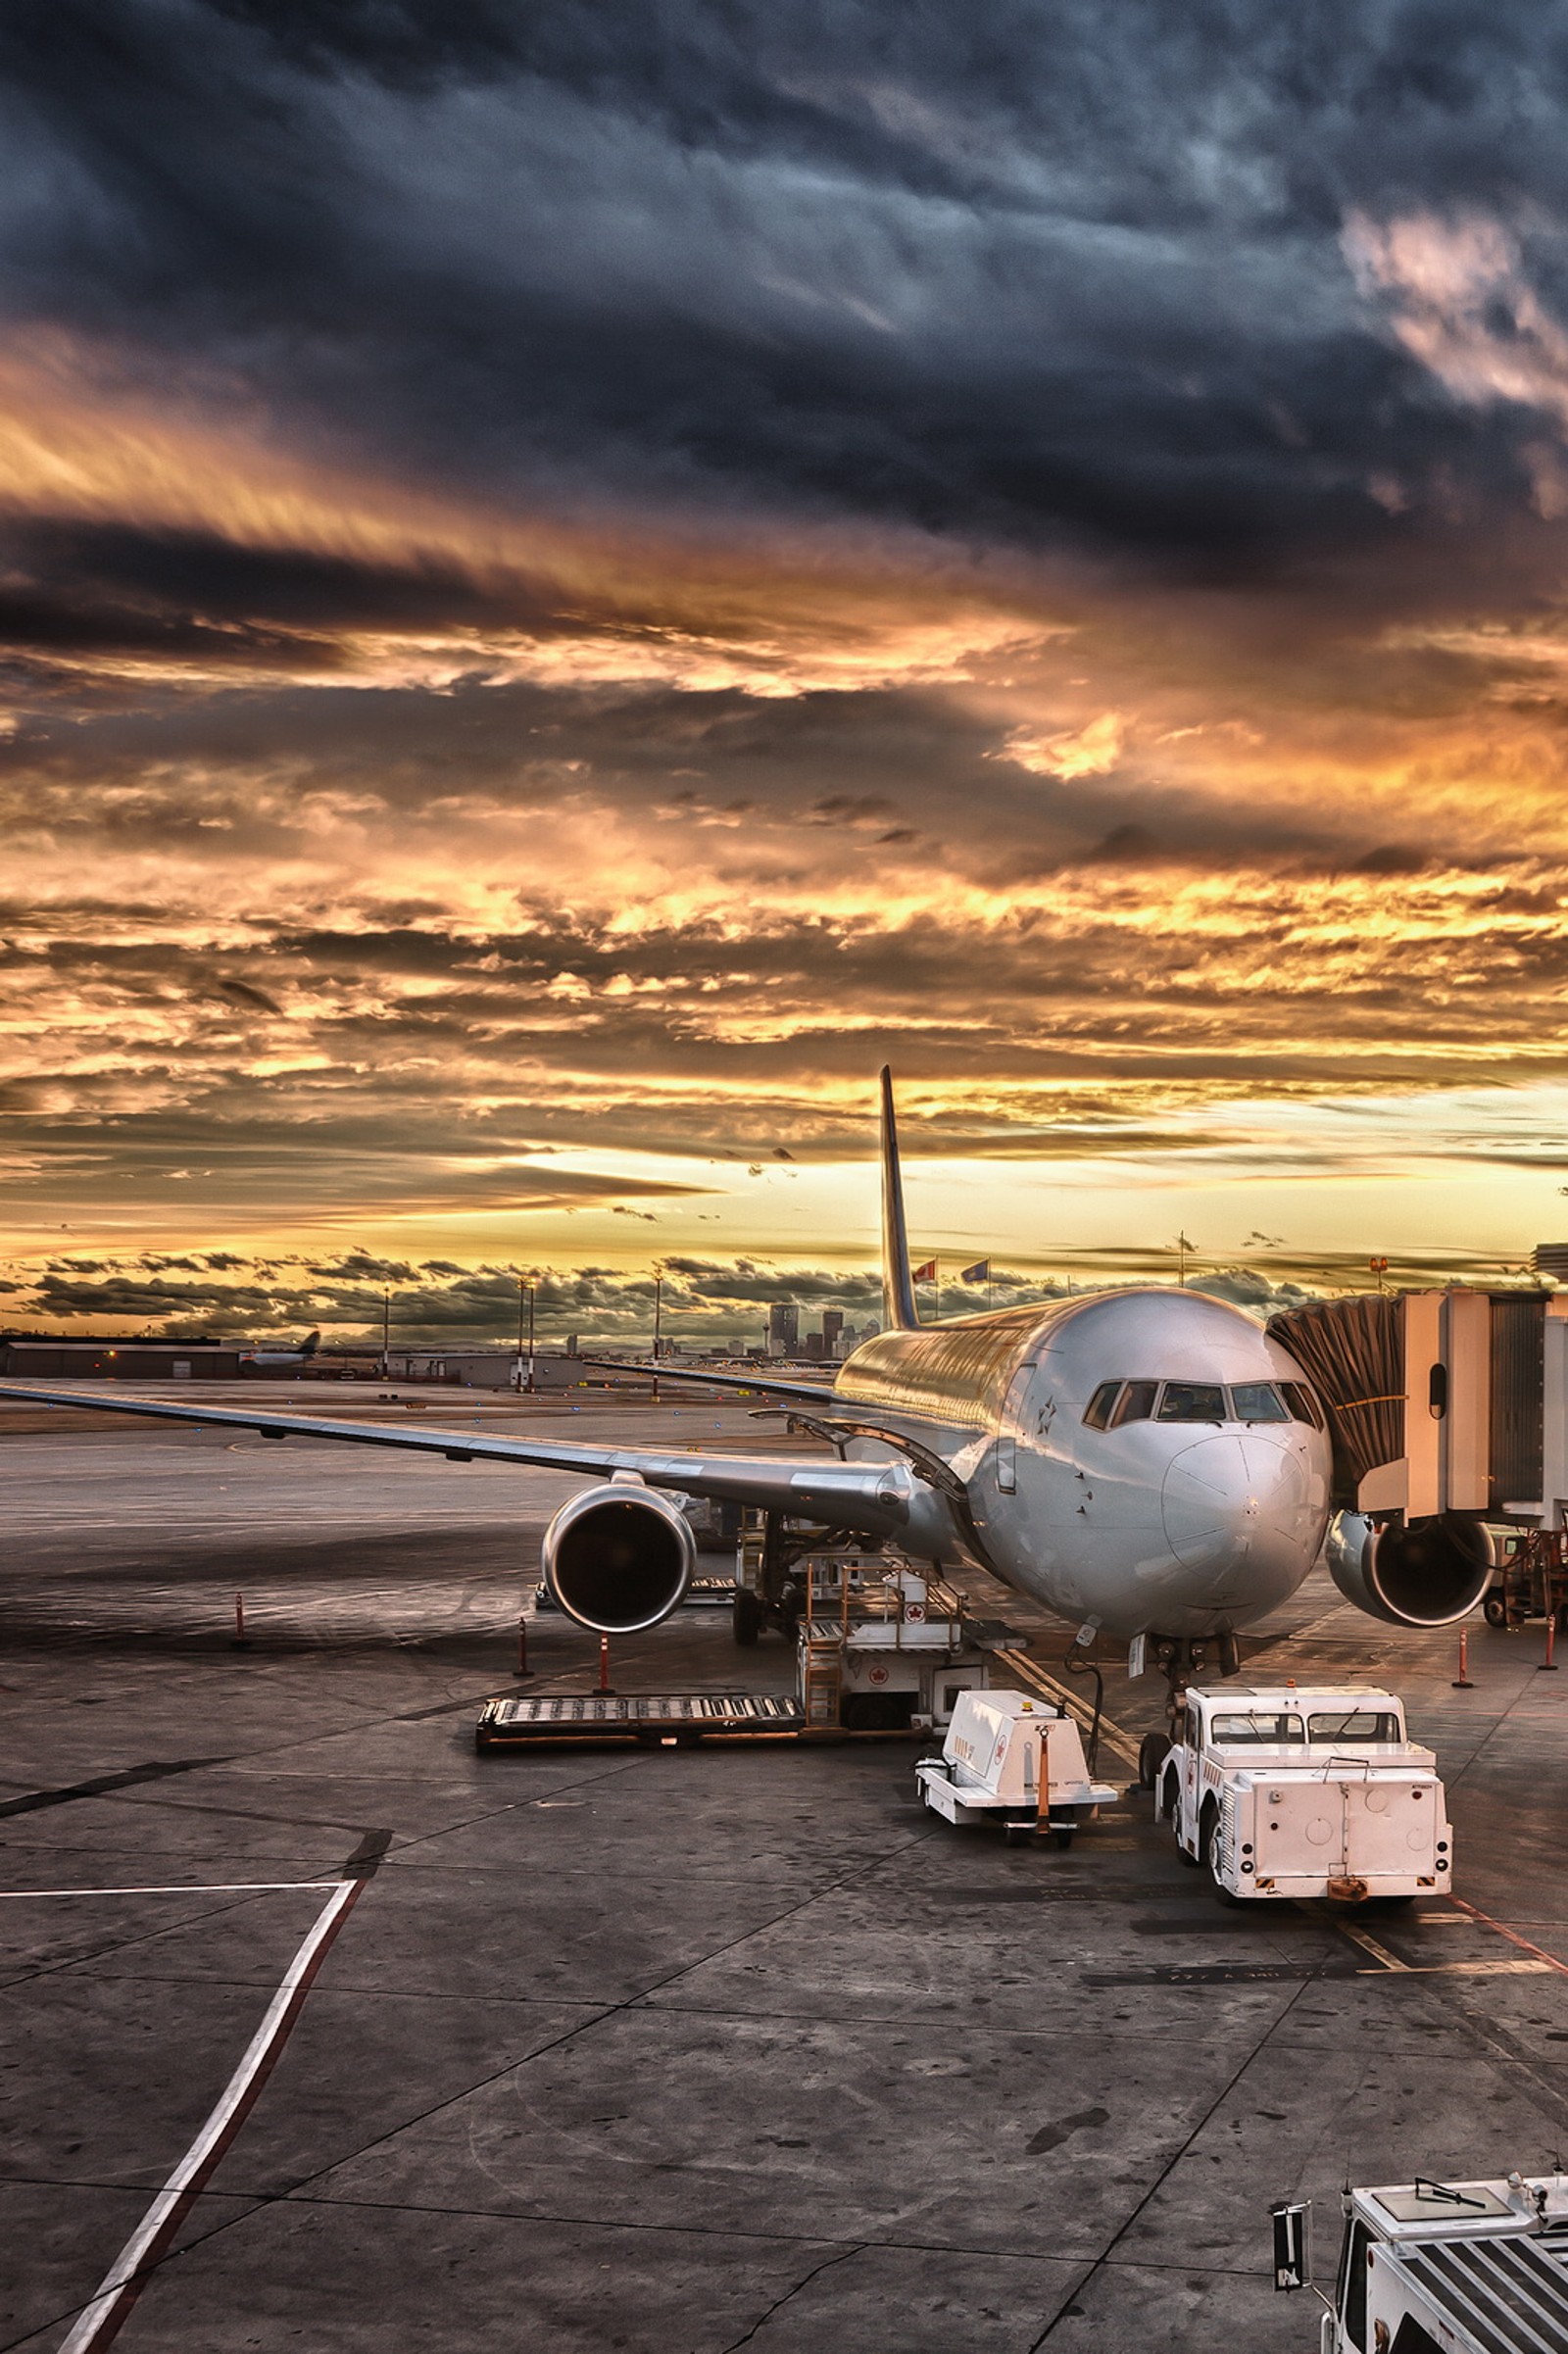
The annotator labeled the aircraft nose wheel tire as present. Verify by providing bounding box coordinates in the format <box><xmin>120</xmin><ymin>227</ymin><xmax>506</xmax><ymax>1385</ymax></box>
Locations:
<box><xmin>731</xmin><ymin>1588</ymin><xmax>762</xmax><ymax>1645</ymax></box>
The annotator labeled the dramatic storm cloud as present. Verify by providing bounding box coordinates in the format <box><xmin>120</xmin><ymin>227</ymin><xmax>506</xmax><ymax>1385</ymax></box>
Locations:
<box><xmin>6</xmin><ymin>3</ymin><xmax>1568</xmax><ymax>1330</ymax></box>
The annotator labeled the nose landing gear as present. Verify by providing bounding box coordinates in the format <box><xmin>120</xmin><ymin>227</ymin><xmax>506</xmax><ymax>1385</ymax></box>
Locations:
<box><xmin>1135</xmin><ymin>1631</ymin><xmax>1243</xmax><ymax>1787</ymax></box>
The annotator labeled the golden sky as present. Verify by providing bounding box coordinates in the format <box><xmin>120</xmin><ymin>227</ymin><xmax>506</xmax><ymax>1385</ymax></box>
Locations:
<box><xmin>6</xmin><ymin>11</ymin><xmax>1568</xmax><ymax>1341</ymax></box>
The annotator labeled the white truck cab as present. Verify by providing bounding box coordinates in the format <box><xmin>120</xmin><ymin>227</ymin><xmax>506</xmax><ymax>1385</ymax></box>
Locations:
<box><xmin>1274</xmin><ymin>2171</ymin><xmax>1568</xmax><ymax>2351</ymax></box>
<box><xmin>1157</xmin><ymin>1684</ymin><xmax>1452</xmax><ymax>1904</ymax></box>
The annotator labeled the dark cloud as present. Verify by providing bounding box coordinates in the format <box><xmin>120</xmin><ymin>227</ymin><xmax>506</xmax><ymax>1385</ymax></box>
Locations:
<box><xmin>2</xmin><ymin>1</ymin><xmax>1566</xmax><ymax>582</ymax></box>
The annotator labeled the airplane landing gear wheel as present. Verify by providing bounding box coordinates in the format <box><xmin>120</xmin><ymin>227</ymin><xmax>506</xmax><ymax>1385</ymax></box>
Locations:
<box><xmin>732</xmin><ymin>1588</ymin><xmax>762</xmax><ymax>1645</ymax></box>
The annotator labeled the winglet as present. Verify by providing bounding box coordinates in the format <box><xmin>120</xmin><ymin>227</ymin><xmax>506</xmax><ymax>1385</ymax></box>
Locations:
<box><xmin>879</xmin><ymin>1065</ymin><xmax>918</xmax><ymax>1331</ymax></box>
<box><xmin>301</xmin><ymin>1329</ymin><xmax>320</xmax><ymax>1358</ymax></box>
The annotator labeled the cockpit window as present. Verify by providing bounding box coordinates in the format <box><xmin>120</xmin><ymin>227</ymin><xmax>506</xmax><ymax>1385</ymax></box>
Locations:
<box><xmin>1156</xmin><ymin>1381</ymin><xmax>1226</xmax><ymax>1423</ymax></box>
<box><xmin>1281</xmin><ymin>1380</ymin><xmax>1325</xmax><ymax>1429</ymax></box>
<box><xmin>1082</xmin><ymin>1378</ymin><xmax>1324</xmax><ymax>1430</ymax></box>
<box><xmin>1111</xmin><ymin>1380</ymin><xmax>1158</xmax><ymax>1427</ymax></box>
<box><xmin>1230</xmin><ymin>1381</ymin><xmax>1290</xmax><ymax>1423</ymax></box>
<box><xmin>1083</xmin><ymin>1380</ymin><xmax>1121</xmax><ymax>1430</ymax></box>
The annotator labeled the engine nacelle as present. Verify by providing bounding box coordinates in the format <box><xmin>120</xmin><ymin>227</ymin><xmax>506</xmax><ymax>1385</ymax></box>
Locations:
<box><xmin>541</xmin><ymin>1483</ymin><xmax>696</xmax><ymax>1634</ymax></box>
<box><xmin>1327</xmin><ymin>1510</ymin><xmax>1494</xmax><ymax>1628</ymax></box>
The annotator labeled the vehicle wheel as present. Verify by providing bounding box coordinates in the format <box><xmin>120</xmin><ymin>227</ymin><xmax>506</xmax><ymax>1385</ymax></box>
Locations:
<box><xmin>1198</xmin><ymin>1799</ymin><xmax>1218</xmax><ymax>1870</ymax></box>
<box><xmin>732</xmin><ymin>1588</ymin><xmax>762</xmax><ymax>1646</ymax></box>
<box><xmin>1159</xmin><ymin>1766</ymin><xmax>1182</xmax><ymax>1824</ymax></box>
<box><xmin>1208</xmin><ymin>1842</ymin><xmax>1242</xmax><ymax>1907</ymax></box>
<box><xmin>1053</xmin><ymin>1828</ymin><xmax>1073</xmax><ymax>1851</ymax></box>
<box><xmin>1138</xmin><ymin>1731</ymin><xmax>1168</xmax><ymax>1790</ymax></box>
<box><xmin>1484</xmin><ymin>1592</ymin><xmax>1507</xmax><ymax>1629</ymax></box>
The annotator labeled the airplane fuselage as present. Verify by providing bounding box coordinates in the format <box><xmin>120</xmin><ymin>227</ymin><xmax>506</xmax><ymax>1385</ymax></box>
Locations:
<box><xmin>832</xmin><ymin>1288</ymin><xmax>1333</xmax><ymax>1641</ymax></box>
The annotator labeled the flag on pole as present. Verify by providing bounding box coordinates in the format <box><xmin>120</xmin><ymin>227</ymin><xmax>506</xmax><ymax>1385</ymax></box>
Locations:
<box><xmin>911</xmin><ymin>1258</ymin><xmax>937</xmax><ymax>1282</ymax></box>
<box><xmin>959</xmin><ymin>1258</ymin><xmax>991</xmax><ymax>1284</ymax></box>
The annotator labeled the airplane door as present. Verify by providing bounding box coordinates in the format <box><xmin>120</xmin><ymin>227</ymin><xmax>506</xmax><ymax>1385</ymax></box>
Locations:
<box><xmin>993</xmin><ymin>1358</ymin><xmax>1039</xmax><ymax>1495</ymax></box>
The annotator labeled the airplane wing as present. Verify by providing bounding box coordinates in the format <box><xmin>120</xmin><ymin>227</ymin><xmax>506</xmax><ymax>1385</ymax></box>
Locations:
<box><xmin>0</xmin><ymin>1382</ymin><xmax>920</xmax><ymax>1538</ymax></box>
<box><xmin>588</xmin><ymin>1359</ymin><xmax>838</xmax><ymax>1404</ymax></box>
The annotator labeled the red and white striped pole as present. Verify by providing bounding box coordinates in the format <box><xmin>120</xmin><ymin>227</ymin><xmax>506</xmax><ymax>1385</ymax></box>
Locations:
<box><xmin>598</xmin><ymin>1633</ymin><xmax>613</xmax><ymax>1695</ymax></box>
<box><xmin>1542</xmin><ymin>1611</ymin><xmax>1559</xmax><ymax>1673</ymax></box>
<box><xmin>1452</xmin><ymin>1627</ymin><xmax>1474</xmax><ymax>1689</ymax></box>
<box><xmin>231</xmin><ymin>1593</ymin><xmax>250</xmax><ymax>1651</ymax></box>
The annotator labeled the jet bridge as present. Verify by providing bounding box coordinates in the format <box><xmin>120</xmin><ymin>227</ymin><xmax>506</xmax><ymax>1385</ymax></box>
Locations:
<box><xmin>1268</xmin><ymin>1289</ymin><xmax>1568</xmax><ymax>1527</ymax></box>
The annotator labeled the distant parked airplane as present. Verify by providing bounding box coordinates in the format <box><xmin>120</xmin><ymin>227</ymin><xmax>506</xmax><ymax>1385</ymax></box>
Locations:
<box><xmin>238</xmin><ymin>1329</ymin><xmax>319</xmax><ymax>1369</ymax></box>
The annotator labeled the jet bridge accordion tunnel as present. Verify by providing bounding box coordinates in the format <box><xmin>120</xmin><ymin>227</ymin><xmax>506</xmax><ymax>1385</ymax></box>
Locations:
<box><xmin>1266</xmin><ymin>1290</ymin><xmax>1568</xmax><ymax>1628</ymax></box>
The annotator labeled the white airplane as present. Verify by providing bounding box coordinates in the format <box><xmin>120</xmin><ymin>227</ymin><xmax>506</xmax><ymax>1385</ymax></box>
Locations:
<box><xmin>238</xmin><ymin>1328</ymin><xmax>319</xmax><ymax>1368</ymax></box>
<box><xmin>0</xmin><ymin>1072</ymin><xmax>1491</xmax><ymax>1699</ymax></box>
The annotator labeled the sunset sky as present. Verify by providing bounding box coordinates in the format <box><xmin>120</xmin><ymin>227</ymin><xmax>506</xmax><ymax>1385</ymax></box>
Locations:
<box><xmin>7</xmin><ymin>4</ymin><xmax>1568</xmax><ymax>1345</ymax></box>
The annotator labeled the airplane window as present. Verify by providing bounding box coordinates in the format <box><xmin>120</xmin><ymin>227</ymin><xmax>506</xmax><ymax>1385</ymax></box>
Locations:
<box><xmin>1210</xmin><ymin>1713</ymin><xmax>1304</xmax><ymax>1743</ymax></box>
<box><xmin>1110</xmin><ymin>1380</ymin><xmax>1158</xmax><ymax>1427</ymax></box>
<box><xmin>1083</xmin><ymin>1381</ymin><xmax>1122</xmax><ymax>1430</ymax></box>
<box><xmin>1229</xmin><ymin>1381</ymin><xmax>1289</xmax><ymax>1423</ymax></box>
<box><xmin>1306</xmin><ymin>1710</ymin><xmax>1400</xmax><ymax>1743</ymax></box>
<box><xmin>1156</xmin><ymin>1381</ymin><xmax>1225</xmax><ymax>1422</ymax></box>
<box><xmin>1281</xmin><ymin>1381</ymin><xmax>1325</xmax><ymax>1430</ymax></box>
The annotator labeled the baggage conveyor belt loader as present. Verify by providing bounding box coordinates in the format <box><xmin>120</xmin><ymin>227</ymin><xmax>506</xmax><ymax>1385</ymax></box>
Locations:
<box><xmin>915</xmin><ymin>1691</ymin><xmax>1119</xmax><ymax>1847</ymax></box>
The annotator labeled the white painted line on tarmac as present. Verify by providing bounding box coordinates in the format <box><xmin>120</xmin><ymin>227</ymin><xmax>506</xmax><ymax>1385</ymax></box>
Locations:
<box><xmin>53</xmin><ymin>1874</ymin><xmax>367</xmax><ymax>2354</ymax></box>
<box><xmin>0</xmin><ymin>1882</ymin><xmax>336</xmax><ymax>1899</ymax></box>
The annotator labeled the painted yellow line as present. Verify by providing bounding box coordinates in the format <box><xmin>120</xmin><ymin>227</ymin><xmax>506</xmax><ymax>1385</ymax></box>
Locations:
<box><xmin>1335</xmin><ymin>1917</ymin><xmax>1411</xmax><ymax>1972</ymax></box>
<box><xmin>1008</xmin><ymin>1655</ymin><xmax>1144</xmax><ymax>1772</ymax></box>
<box><xmin>1354</xmin><ymin>1959</ymin><xmax>1554</xmax><ymax>1977</ymax></box>
<box><xmin>1450</xmin><ymin>1895</ymin><xmax>1568</xmax><ymax>1980</ymax></box>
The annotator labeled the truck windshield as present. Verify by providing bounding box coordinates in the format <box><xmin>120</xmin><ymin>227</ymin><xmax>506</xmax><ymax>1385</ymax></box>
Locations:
<box><xmin>1209</xmin><ymin>1712</ymin><xmax>1304</xmax><ymax>1743</ymax></box>
<box><xmin>1307</xmin><ymin>1709</ymin><xmax>1401</xmax><ymax>1743</ymax></box>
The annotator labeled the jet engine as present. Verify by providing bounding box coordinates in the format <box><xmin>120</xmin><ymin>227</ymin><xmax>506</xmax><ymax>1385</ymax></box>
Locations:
<box><xmin>540</xmin><ymin>1482</ymin><xmax>696</xmax><ymax>1634</ymax></box>
<box><xmin>1326</xmin><ymin>1509</ymin><xmax>1494</xmax><ymax>1629</ymax></box>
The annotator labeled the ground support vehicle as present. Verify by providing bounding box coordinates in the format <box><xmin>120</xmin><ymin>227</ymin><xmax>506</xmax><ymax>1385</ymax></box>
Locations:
<box><xmin>1482</xmin><ymin>1523</ymin><xmax>1568</xmax><ymax>1630</ymax></box>
<box><xmin>1155</xmin><ymin>1684</ymin><xmax>1451</xmax><ymax>1903</ymax></box>
<box><xmin>1272</xmin><ymin>2170</ymin><xmax>1568</xmax><ymax>2351</ymax></box>
<box><xmin>915</xmin><ymin>1691</ymin><xmax>1118</xmax><ymax>1846</ymax></box>
<box><xmin>792</xmin><ymin>1555</ymin><xmax>1023</xmax><ymax>1731</ymax></box>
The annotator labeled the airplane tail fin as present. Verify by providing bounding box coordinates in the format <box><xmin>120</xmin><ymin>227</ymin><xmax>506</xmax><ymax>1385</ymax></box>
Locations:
<box><xmin>301</xmin><ymin>1329</ymin><xmax>320</xmax><ymax>1358</ymax></box>
<box><xmin>879</xmin><ymin>1065</ymin><xmax>919</xmax><ymax>1331</ymax></box>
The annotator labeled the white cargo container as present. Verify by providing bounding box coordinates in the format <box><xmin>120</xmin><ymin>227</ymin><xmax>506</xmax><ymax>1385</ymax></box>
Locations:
<box><xmin>1272</xmin><ymin>2169</ymin><xmax>1568</xmax><ymax>2351</ymax></box>
<box><xmin>915</xmin><ymin>1691</ymin><xmax>1118</xmax><ymax>1847</ymax></box>
<box><xmin>1155</xmin><ymin>1684</ymin><xmax>1452</xmax><ymax>1903</ymax></box>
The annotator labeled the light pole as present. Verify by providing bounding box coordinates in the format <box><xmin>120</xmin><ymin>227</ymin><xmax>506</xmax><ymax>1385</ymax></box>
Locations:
<box><xmin>380</xmin><ymin>1284</ymin><xmax>391</xmax><ymax>1379</ymax></box>
<box><xmin>652</xmin><ymin>1268</ymin><xmax>662</xmax><ymax>1402</ymax></box>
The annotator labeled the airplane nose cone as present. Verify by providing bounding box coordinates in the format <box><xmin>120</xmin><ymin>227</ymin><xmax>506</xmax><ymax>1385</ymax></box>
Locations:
<box><xmin>1160</xmin><ymin>1435</ymin><xmax>1312</xmax><ymax>1575</ymax></box>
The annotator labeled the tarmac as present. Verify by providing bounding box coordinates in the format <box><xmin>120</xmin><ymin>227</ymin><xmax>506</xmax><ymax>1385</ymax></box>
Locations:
<box><xmin>2</xmin><ymin>1385</ymin><xmax>1567</xmax><ymax>2352</ymax></box>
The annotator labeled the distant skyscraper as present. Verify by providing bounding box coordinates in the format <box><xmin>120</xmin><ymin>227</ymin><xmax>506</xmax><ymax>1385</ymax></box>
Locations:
<box><xmin>821</xmin><ymin>1309</ymin><xmax>844</xmax><ymax>1357</ymax></box>
<box><xmin>767</xmin><ymin>1302</ymin><xmax>799</xmax><ymax>1355</ymax></box>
